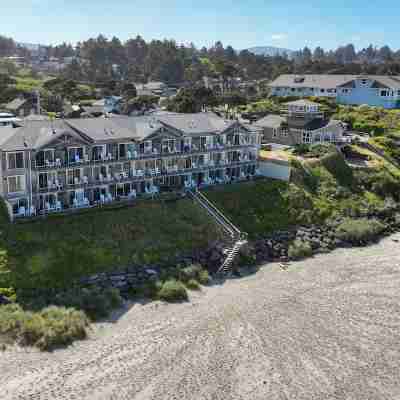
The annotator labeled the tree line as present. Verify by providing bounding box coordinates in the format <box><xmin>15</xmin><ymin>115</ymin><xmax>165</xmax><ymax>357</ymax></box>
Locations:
<box><xmin>2</xmin><ymin>33</ymin><xmax>400</xmax><ymax>85</ymax></box>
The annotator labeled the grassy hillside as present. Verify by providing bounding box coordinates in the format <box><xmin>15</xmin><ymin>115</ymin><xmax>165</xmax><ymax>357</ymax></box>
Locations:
<box><xmin>0</xmin><ymin>198</ymin><xmax>221</xmax><ymax>290</ymax></box>
<box><xmin>206</xmin><ymin>147</ymin><xmax>400</xmax><ymax>239</ymax></box>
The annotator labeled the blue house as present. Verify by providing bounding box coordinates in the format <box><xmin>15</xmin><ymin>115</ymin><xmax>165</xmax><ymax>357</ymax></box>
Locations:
<box><xmin>336</xmin><ymin>76</ymin><xmax>400</xmax><ymax>109</ymax></box>
<box><xmin>268</xmin><ymin>74</ymin><xmax>400</xmax><ymax>109</ymax></box>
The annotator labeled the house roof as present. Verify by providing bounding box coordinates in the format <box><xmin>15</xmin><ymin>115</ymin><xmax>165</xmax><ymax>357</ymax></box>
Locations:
<box><xmin>6</xmin><ymin>98</ymin><xmax>30</xmax><ymax>111</ymax></box>
<box><xmin>157</xmin><ymin>112</ymin><xmax>236</xmax><ymax>135</ymax></box>
<box><xmin>269</xmin><ymin>74</ymin><xmax>400</xmax><ymax>90</ymax></box>
<box><xmin>0</xmin><ymin>113</ymin><xmax>259</xmax><ymax>151</ymax></box>
<box><xmin>145</xmin><ymin>81</ymin><xmax>167</xmax><ymax>90</ymax></box>
<box><xmin>300</xmin><ymin>118</ymin><xmax>342</xmax><ymax>131</ymax></box>
<box><xmin>255</xmin><ymin>114</ymin><xmax>286</xmax><ymax>129</ymax></box>
<box><xmin>268</xmin><ymin>74</ymin><xmax>355</xmax><ymax>89</ymax></box>
<box><xmin>92</xmin><ymin>99</ymin><xmax>105</xmax><ymax>107</ymax></box>
<box><xmin>65</xmin><ymin>118</ymin><xmax>142</xmax><ymax>142</ymax></box>
<box><xmin>0</xmin><ymin>120</ymin><xmax>71</xmax><ymax>151</ymax></box>
<box><xmin>285</xmin><ymin>99</ymin><xmax>321</xmax><ymax>107</ymax></box>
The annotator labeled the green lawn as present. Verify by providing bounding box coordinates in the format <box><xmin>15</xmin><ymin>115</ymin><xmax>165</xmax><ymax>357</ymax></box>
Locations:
<box><xmin>0</xmin><ymin>198</ymin><xmax>221</xmax><ymax>290</ymax></box>
<box><xmin>204</xmin><ymin>179</ymin><xmax>297</xmax><ymax>238</ymax></box>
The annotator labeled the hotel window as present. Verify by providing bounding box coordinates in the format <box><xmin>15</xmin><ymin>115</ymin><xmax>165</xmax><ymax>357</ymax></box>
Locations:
<box><xmin>7</xmin><ymin>152</ymin><xmax>24</xmax><ymax>169</ymax></box>
<box><xmin>119</xmin><ymin>144</ymin><xmax>128</xmax><ymax>159</ymax></box>
<box><xmin>7</xmin><ymin>175</ymin><xmax>25</xmax><ymax>193</ymax></box>
<box><xmin>361</xmin><ymin>79</ymin><xmax>368</xmax><ymax>85</ymax></box>
<box><xmin>342</xmin><ymin>89</ymin><xmax>350</xmax><ymax>94</ymax></box>
<box><xmin>68</xmin><ymin>147</ymin><xmax>84</xmax><ymax>163</ymax></box>
<box><xmin>380</xmin><ymin>90</ymin><xmax>389</xmax><ymax>97</ymax></box>
<box><xmin>67</xmin><ymin>169</ymin><xmax>82</xmax><ymax>185</ymax></box>
<box><xmin>92</xmin><ymin>145</ymin><xmax>105</xmax><ymax>161</ymax></box>
<box><xmin>302</xmin><ymin>132</ymin><xmax>312</xmax><ymax>144</ymax></box>
<box><xmin>272</xmin><ymin>129</ymin><xmax>278</xmax><ymax>138</ymax></box>
<box><xmin>281</xmin><ymin>128</ymin><xmax>288</xmax><ymax>137</ymax></box>
<box><xmin>320</xmin><ymin>89</ymin><xmax>325</xmax><ymax>93</ymax></box>
<box><xmin>398</xmin><ymin>90</ymin><xmax>400</xmax><ymax>96</ymax></box>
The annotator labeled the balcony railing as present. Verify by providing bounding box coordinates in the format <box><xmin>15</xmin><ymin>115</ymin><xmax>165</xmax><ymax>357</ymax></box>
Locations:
<box><xmin>34</xmin><ymin>160</ymin><xmax>257</xmax><ymax>193</ymax></box>
<box><xmin>32</xmin><ymin>143</ymin><xmax>258</xmax><ymax>170</ymax></box>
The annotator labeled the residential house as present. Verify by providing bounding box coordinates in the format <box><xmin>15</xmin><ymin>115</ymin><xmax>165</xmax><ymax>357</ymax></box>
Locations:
<box><xmin>86</xmin><ymin>97</ymin><xmax>123</xmax><ymax>115</ymax></box>
<box><xmin>5</xmin><ymin>97</ymin><xmax>37</xmax><ymax>118</ymax></box>
<box><xmin>336</xmin><ymin>75</ymin><xmax>400</xmax><ymax>109</ymax></box>
<box><xmin>0</xmin><ymin>113</ymin><xmax>262</xmax><ymax>219</ymax></box>
<box><xmin>255</xmin><ymin>99</ymin><xmax>346</xmax><ymax>145</ymax></box>
<box><xmin>268</xmin><ymin>74</ymin><xmax>400</xmax><ymax>109</ymax></box>
<box><xmin>135</xmin><ymin>81</ymin><xmax>176</xmax><ymax>98</ymax></box>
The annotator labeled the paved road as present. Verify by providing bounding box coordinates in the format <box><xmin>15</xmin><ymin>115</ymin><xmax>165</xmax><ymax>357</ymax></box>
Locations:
<box><xmin>1</xmin><ymin>235</ymin><xmax>400</xmax><ymax>400</ymax></box>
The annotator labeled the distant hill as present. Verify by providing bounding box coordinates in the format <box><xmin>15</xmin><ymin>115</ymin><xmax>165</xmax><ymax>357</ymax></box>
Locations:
<box><xmin>246</xmin><ymin>46</ymin><xmax>295</xmax><ymax>58</ymax></box>
<box><xmin>17</xmin><ymin>42</ymin><xmax>41</xmax><ymax>51</ymax></box>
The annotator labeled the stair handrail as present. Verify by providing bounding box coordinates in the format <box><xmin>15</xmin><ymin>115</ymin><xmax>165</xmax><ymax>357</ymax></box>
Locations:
<box><xmin>187</xmin><ymin>190</ymin><xmax>236</xmax><ymax>237</ymax></box>
<box><xmin>194</xmin><ymin>189</ymin><xmax>242</xmax><ymax>237</ymax></box>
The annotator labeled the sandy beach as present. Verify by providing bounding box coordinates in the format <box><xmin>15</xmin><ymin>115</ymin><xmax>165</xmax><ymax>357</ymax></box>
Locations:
<box><xmin>1</xmin><ymin>234</ymin><xmax>400</xmax><ymax>400</ymax></box>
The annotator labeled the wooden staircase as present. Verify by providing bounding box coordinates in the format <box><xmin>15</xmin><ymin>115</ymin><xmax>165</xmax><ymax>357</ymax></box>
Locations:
<box><xmin>187</xmin><ymin>188</ymin><xmax>248</xmax><ymax>276</ymax></box>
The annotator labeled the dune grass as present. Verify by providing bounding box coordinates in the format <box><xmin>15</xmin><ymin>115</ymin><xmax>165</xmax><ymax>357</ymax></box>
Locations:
<box><xmin>0</xmin><ymin>303</ymin><xmax>89</xmax><ymax>351</ymax></box>
<box><xmin>0</xmin><ymin>198</ymin><xmax>221</xmax><ymax>290</ymax></box>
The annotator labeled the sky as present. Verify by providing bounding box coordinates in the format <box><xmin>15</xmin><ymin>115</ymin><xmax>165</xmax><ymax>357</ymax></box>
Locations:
<box><xmin>2</xmin><ymin>0</ymin><xmax>400</xmax><ymax>51</ymax></box>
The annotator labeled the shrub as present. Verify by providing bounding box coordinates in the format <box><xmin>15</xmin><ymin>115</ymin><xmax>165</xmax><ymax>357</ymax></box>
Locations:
<box><xmin>185</xmin><ymin>279</ymin><xmax>201</xmax><ymax>290</ymax></box>
<box><xmin>198</xmin><ymin>269</ymin><xmax>211</xmax><ymax>285</ymax></box>
<box><xmin>0</xmin><ymin>287</ymin><xmax>16</xmax><ymax>302</ymax></box>
<box><xmin>335</xmin><ymin>218</ymin><xmax>386</xmax><ymax>244</ymax></box>
<box><xmin>179</xmin><ymin>264</ymin><xmax>203</xmax><ymax>282</ymax></box>
<box><xmin>0</xmin><ymin>304</ymin><xmax>89</xmax><ymax>351</ymax></box>
<box><xmin>52</xmin><ymin>286</ymin><xmax>123</xmax><ymax>320</ymax></box>
<box><xmin>157</xmin><ymin>280</ymin><xmax>188</xmax><ymax>302</ymax></box>
<box><xmin>320</xmin><ymin>151</ymin><xmax>354</xmax><ymax>187</ymax></box>
<box><xmin>288</xmin><ymin>240</ymin><xmax>313</xmax><ymax>260</ymax></box>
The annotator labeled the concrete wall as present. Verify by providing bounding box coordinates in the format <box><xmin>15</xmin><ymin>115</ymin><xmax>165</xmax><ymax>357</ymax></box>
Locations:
<box><xmin>258</xmin><ymin>160</ymin><xmax>291</xmax><ymax>181</ymax></box>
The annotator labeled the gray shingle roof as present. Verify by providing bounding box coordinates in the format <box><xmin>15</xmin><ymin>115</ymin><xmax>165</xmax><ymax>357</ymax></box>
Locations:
<box><xmin>0</xmin><ymin>120</ymin><xmax>71</xmax><ymax>151</ymax></box>
<box><xmin>6</xmin><ymin>98</ymin><xmax>29</xmax><ymax>111</ymax></box>
<box><xmin>65</xmin><ymin>117</ymin><xmax>157</xmax><ymax>142</ymax></box>
<box><xmin>255</xmin><ymin>114</ymin><xmax>286</xmax><ymax>129</ymax></box>
<box><xmin>0</xmin><ymin>113</ymin><xmax>257</xmax><ymax>152</ymax></box>
<box><xmin>269</xmin><ymin>74</ymin><xmax>400</xmax><ymax>90</ymax></box>
<box><xmin>268</xmin><ymin>74</ymin><xmax>355</xmax><ymax>89</ymax></box>
<box><xmin>157</xmin><ymin>113</ymin><xmax>236</xmax><ymax>135</ymax></box>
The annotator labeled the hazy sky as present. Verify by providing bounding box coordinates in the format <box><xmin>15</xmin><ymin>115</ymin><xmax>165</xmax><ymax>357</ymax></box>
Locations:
<box><xmin>2</xmin><ymin>0</ymin><xmax>399</xmax><ymax>50</ymax></box>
